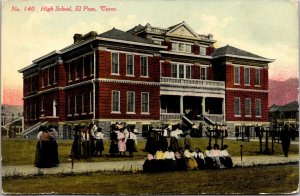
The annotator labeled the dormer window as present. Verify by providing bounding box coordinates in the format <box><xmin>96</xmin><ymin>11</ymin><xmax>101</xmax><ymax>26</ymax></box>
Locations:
<box><xmin>152</xmin><ymin>38</ymin><xmax>163</xmax><ymax>45</ymax></box>
<box><xmin>171</xmin><ymin>41</ymin><xmax>192</xmax><ymax>53</ymax></box>
<box><xmin>200</xmin><ymin>46</ymin><xmax>206</xmax><ymax>55</ymax></box>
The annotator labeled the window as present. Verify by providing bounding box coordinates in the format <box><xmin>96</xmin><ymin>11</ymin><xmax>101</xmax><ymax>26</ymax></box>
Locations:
<box><xmin>186</xmin><ymin>65</ymin><xmax>191</xmax><ymax>79</ymax></box>
<box><xmin>234</xmin><ymin>97</ymin><xmax>241</xmax><ymax>116</ymax></box>
<box><xmin>172</xmin><ymin>42</ymin><xmax>178</xmax><ymax>51</ymax></box>
<box><xmin>41</xmin><ymin>98</ymin><xmax>44</xmax><ymax>111</ymax></box>
<box><xmin>179</xmin><ymin>64</ymin><xmax>184</xmax><ymax>78</ymax></box>
<box><xmin>255</xmin><ymin>99</ymin><xmax>261</xmax><ymax>117</ymax></box>
<box><xmin>82</xmin><ymin>94</ymin><xmax>85</xmax><ymax>113</ymax></box>
<box><xmin>111</xmin><ymin>53</ymin><xmax>119</xmax><ymax>74</ymax></box>
<box><xmin>255</xmin><ymin>69</ymin><xmax>260</xmax><ymax>86</ymax></box>
<box><xmin>68</xmin><ymin>63</ymin><xmax>72</xmax><ymax>82</ymax></box>
<box><xmin>126</xmin><ymin>54</ymin><xmax>134</xmax><ymax>76</ymax></box>
<box><xmin>171</xmin><ymin>64</ymin><xmax>177</xmax><ymax>78</ymax></box>
<box><xmin>141</xmin><ymin>92</ymin><xmax>149</xmax><ymax>113</ymax></box>
<box><xmin>234</xmin><ymin>66</ymin><xmax>240</xmax><ymax>84</ymax></box>
<box><xmin>90</xmin><ymin>91</ymin><xmax>94</xmax><ymax>113</ymax></box>
<box><xmin>244</xmin><ymin>67</ymin><xmax>250</xmax><ymax>85</ymax></box>
<box><xmin>47</xmin><ymin>67</ymin><xmax>50</xmax><ymax>86</ymax></box>
<box><xmin>41</xmin><ymin>70</ymin><xmax>45</xmax><ymax>87</ymax></box>
<box><xmin>75</xmin><ymin>60</ymin><xmax>79</xmax><ymax>79</ymax></box>
<box><xmin>127</xmin><ymin>92</ymin><xmax>135</xmax><ymax>113</ymax></box>
<box><xmin>152</xmin><ymin>38</ymin><xmax>163</xmax><ymax>45</ymax></box>
<box><xmin>74</xmin><ymin>95</ymin><xmax>79</xmax><ymax>114</ymax></box>
<box><xmin>90</xmin><ymin>54</ymin><xmax>94</xmax><ymax>76</ymax></box>
<box><xmin>67</xmin><ymin>96</ymin><xmax>71</xmax><ymax>115</ymax></box>
<box><xmin>141</xmin><ymin>56</ymin><xmax>148</xmax><ymax>77</ymax></box>
<box><xmin>82</xmin><ymin>58</ymin><xmax>86</xmax><ymax>78</ymax></box>
<box><xmin>201</xmin><ymin>67</ymin><xmax>207</xmax><ymax>80</ymax></box>
<box><xmin>185</xmin><ymin>45</ymin><xmax>192</xmax><ymax>53</ymax></box>
<box><xmin>200</xmin><ymin>47</ymin><xmax>206</xmax><ymax>55</ymax></box>
<box><xmin>245</xmin><ymin>98</ymin><xmax>251</xmax><ymax>116</ymax></box>
<box><xmin>53</xmin><ymin>65</ymin><xmax>57</xmax><ymax>84</ymax></box>
<box><xmin>34</xmin><ymin>103</ymin><xmax>37</xmax><ymax>120</ymax></box>
<box><xmin>172</xmin><ymin>42</ymin><xmax>192</xmax><ymax>53</ymax></box>
<box><xmin>112</xmin><ymin>91</ymin><xmax>120</xmax><ymax>112</ymax></box>
<box><xmin>179</xmin><ymin>43</ymin><xmax>185</xmax><ymax>52</ymax></box>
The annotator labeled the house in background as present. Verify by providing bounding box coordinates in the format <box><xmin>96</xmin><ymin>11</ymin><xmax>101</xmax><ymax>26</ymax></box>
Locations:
<box><xmin>18</xmin><ymin>21</ymin><xmax>274</xmax><ymax>138</ymax></box>
<box><xmin>269</xmin><ymin>101</ymin><xmax>299</xmax><ymax>127</ymax></box>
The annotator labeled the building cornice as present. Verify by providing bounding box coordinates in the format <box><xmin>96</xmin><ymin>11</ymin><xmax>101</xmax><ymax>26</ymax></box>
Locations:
<box><xmin>96</xmin><ymin>37</ymin><xmax>167</xmax><ymax>49</ymax></box>
<box><xmin>97</xmin><ymin>78</ymin><xmax>160</xmax><ymax>86</ymax></box>
<box><xmin>213</xmin><ymin>54</ymin><xmax>274</xmax><ymax>63</ymax></box>
<box><xmin>33</xmin><ymin>50</ymin><xmax>62</xmax><ymax>63</ymax></box>
<box><xmin>226</xmin><ymin>88</ymin><xmax>268</xmax><ymax>93</ymax></box>
<box><xmin>160</xmin><ymin>50</ymin><xmax>212</xmax><ymax>59</ymax></box>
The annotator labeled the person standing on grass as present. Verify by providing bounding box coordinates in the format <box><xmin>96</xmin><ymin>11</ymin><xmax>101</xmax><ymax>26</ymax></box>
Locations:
<box><xmin>34</xmin><ymin>126</ymin><xmax>48</xmax><ymax>168</ymax></box>
<box><xmin>95</xmin><ymin>127</ymin><xmax>104</xmax><ymax>157</ymax></box>
<box><xmin>126</xmin><ymin>128</ymin><xmax>137</xmax><ymax>157</ymax></box>
<box><xmin>48</xmin><ymin>126</ymin><xmax>59</xmax><ymax>167</ymax></box>
<box><xmin>71</xmin><ymin>125</ymin><xmax>82</xmax><ymax>160</ymax></box>
<box><xmin>281</xmin><ymin>123</ymin><xmax>292</xmax><ymax>157</ymax></box>
<box><xmin>34</xmin><ymin>126</ymin><xmax>59</xmax><ymax>168</ymax></box>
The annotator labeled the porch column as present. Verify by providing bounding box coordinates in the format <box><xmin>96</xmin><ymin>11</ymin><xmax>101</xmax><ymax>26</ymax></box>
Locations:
<box><xmin>222</xmin><ymin>98</ymin><xmax>226</xmax><ymax>121</ymax></box>
<box><xmin>202</xmin><ymin>97</ymin><xmax>206</xmax><ymax>115</ymax></box>
<box><xmin>180</xmin><ymin>96</ymin><xmax>184</xmax><ymax>115</ymax></box>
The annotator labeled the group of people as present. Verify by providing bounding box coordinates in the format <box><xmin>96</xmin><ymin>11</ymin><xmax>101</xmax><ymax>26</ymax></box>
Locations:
<box><xmin>145</xmin><ymin>123</ymin><xmax>187</xmax><ymax>155</ymax></box>
<box><xmin>71</xmin><ymin>123</ymin><xmax>104</xmax><ymax>160</ymax></box>
<box><xmin>34</xmin><ymin>125</ymin><xmax>59</xmax><ymax>168</ymax></box>
<box><xmin>143</xmin><ymin>143</ymin><xmax>233</xmax><ymax>172</ymax></box>
<box><xmin>109</xmin><ymin>122</ymin><xmax>138</xmax><ymax>157</ymax></box>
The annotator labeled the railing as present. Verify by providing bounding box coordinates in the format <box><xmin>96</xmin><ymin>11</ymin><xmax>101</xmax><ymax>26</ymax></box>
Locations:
<box><xmin>160</xmin><ymin>77</ymin><xmax>225</xmax><ymax>88</ymax></box>
<box><xmin>205</xmin><ymin>114</ymin><xmax>224</xmax><ymax>123</ymax></box>
<box><xmin>276</xmin><ymin>119</ymin><xmax>298</xmax><ymax>123</ymax></box>
<box><xmin>161</xmin><ymin>113</ymin><xmax>181</xmax><ymax>120</ymax></box>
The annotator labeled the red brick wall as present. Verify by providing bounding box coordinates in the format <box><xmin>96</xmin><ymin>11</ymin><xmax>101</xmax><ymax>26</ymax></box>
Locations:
<box><xmin>226</xmin><ymin>91</ymin><xmax>268</xmax><ymax>122</ymax></box>
<box><xmin>65</xmin><ymin>85</ymin><xmax>93</xmax><ymax>121</ymax></box>
<box><xmin>98</xmin><ymin>82</ymin><xmax>160</xmax><ymax>120</ymax></box>
<box><xmin>98</xmin><ymin>50</ymin><xmax>160</xmax><ymax>82</ymax></box>
<box><xmin>226</xmin><ymin>64</ymin><xmax>268</xmax><ymax>90</ymax></box>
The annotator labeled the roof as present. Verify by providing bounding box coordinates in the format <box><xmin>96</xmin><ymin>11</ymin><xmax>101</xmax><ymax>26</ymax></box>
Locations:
<box><xmin>126</xmin><ymin>24</ymin><xmax>146</xmax><ymax>34</ymax></box>
<box><xmin>269</xmin><ymin>101</ymin><xmax>299</xmax><ymax>112</ymax></box>
<box><xmin>213</xmin><ymin>45</ymin><xmax>274</xmax><ymax>62</ymax></box>
<box><xmin>99</xmin><ymin>28</ymin><xmax>154</xmax><ymax>45</ymax></box>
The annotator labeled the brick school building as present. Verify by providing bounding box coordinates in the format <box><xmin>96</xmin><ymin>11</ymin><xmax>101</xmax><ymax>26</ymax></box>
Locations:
<box><xmin>19</xmin><ymin>21</ymin><xmax>273</xmax><ymax>138</ymax></box>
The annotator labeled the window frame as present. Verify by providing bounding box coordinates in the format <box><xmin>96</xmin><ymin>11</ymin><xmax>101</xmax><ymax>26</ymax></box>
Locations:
<box><xmin>255</xmin><ymin>99</ymin><xmax>262</xmax><ymax>117</ymax></box>
<box><xmin>244</xmin><ymin>67</ymin><xmax>250</xmax><ymax>85</ymax></box>
<box><xmin>255</xmin><ymin>68</ymin><xmax>261</xmax><ymax>86</ymax></box>
<box><xmin>245</xmin><ymin>98</ymin><xmax>251</xmax><ymax>117</ymax></box>
<box><xmin>111</xmin><ymin>53</ymin><xmax>119</xmax><ymax>75</ymax></box>
<box><xmin>140</xmin><ymin>56</ymin><xmax>148</xmax><ymax>77</ymax></box>
<box><xmin>234</xmin><ymin>66</ymin><xmax>240</xmax><ymax>85</ymax></box>
<box><xmin>234</xmin><ymin>97</ymin><xmax>241</xmax><ymax>117</ymax></box>
<box><xmin>112</xmin><ymin>90</ymin><xmax>120</xmax><ymax>113</ymax></box>
<box><xmin>126</xmin><ymin>54</ymin><xmax>134</xmax><ymax>76</ymax></box>
<box><xmin>90</xmin><ymin>91</ymin><xmax>94</xmax><ymax>114</ymax></box>
<box><xmin>200</xmin><ymin>67</ymin><xmax>207</xmax><ymax>80</ymax></box>
<box><xmin>127</xmin><ymin>91</ymin><xmax>135</xmax><ymax>113</ymax></box>
<box><xmin>141</xmin><ymin>92</ymin><xmax>150</xmax><ymax>114</ymax></box>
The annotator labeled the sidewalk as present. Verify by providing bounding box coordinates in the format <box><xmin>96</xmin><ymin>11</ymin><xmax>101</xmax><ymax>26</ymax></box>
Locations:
<box><xmin>2</xmin><ymin>154</ymin><xmax>299</xmax><ymax>177</ymax></box>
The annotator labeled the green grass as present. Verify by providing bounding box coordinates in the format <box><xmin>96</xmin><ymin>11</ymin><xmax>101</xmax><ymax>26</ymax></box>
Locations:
<box><xmin>2</xmin><ymin>164</ymin><xmax>299</xmax><ymax>194</ymax></box>
<box><xmin>1</xmin><ymin>137</ymin><xmax>299</xmax><ymax>165</ymax></box>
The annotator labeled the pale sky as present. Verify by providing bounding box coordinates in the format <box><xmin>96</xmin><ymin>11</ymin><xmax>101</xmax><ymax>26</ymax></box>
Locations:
<box><xmin>1</xmin><ymin>0</ymin><xmax>299</xmax><ymax>105</ymax></box>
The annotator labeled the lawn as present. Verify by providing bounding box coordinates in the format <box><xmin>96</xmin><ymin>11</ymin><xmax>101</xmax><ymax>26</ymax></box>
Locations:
<box><xmin>1</xmin><ymin>137</ymin><xmax>299</xmax><ymax>165</ymax></box>
<box><xmin>2</xmin><ymin>164</ymin><xmax>299</xmax><ymax>194</ymax></box>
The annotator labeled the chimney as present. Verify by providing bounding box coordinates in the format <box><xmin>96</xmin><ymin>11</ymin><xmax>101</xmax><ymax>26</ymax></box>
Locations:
<box><xmin>73</xmin><ymin>34</ymin><xmax>83</xmax><ymax>44</ymax></box>
<box><xmin>83</xmin><ymin>31</ymin><xmax>98</xmax><ymax>41</ymax></box>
